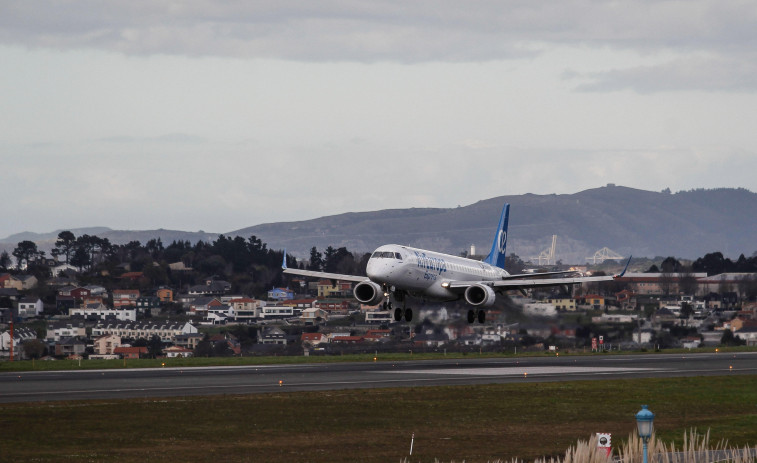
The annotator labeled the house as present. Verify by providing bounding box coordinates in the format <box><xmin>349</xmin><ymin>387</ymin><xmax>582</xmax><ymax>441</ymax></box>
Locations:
<box><xmin>17</xmin><ymin>297</ymin><xmax>43</xmax><ymax>318</ymax></box>
<box><xmin>365</xmin><ymin>310</ymin><xmax>392</xmax><ymax>324</ymax></box>
<box><xmin>114</xmin><ymin>346</ymin><xmax>148</xmax><ymax>359</ymax></box>
<box><xmin>164</xmin><ymin>345</ymin><xmax>193</xmax><ymax>358</ymax></box>
<box><xmin>300</xmin><ymin>307</ymin><xmax>328</xmax><ymax>324</ymax></box>
<box><xmin>55</xmin><ymin>337</ymin><xmax>86</xmax><ymax>357</ymax></box>
<box><xmin>188</xmin><ymin>280</ymin><xmax>231</xmax><ymax>297</ymax></box>
<box><xmin>113</xmin><ymin>289</ymin><xmax>140</xmax><ymax>308</ymax></box>
<box><xmin>317</xmin><ymin>280</ymin><xmax>352</xmax><ymax>298</ymax></box>
<box><xmin>46</xmin><ymin>322</ymin><xmax>87</xmax><ymax>342</ymax></box>
<box><xmin>267</xmin><ymin>287</ymin><xmax>294</xmax><ymax>301</ymax></box>
<box><xmin>83</xmin><ymin>284</ymin><xmax>108</xmax><ymax>296</ymax></box>
<box><xmin>546</xmin><ymin>297</ymin><xmax>577</xmax><ymax>311</ymax></box>
<box><xmin>135</xmin><ymin>296</ymin><xmax>161</xmax><ymax>313</ymax></box>
<box><xmin>259</xmin><ymin>326</ymin><xmax>289</xmax><ymax>345</ymax></box>
<box><xmin>93</xmin><ymin>333</ymin><xmax>121</xmax><ymax>355</ymax></box>
<box><xmin>1</xmin><ymin>327</ymin><xmax>37</xmax><ymax>355</ymax></box>
<box><xmin>315</xmin><ymin>299</ymin><xmax>351</xmax><ymax>315</ymax></box>
<box><xmin>156</xmin><ymin>287</ymin><xmax>174</xmax><ymax>302</ymax></box>
<box><xmin>189</xmin><ymin>297</ymin><xmax>222</xmax><ymax>316</ymax></box>
<box><xmin>5</xmin><ymin>274</ymin><xmax>38</xmax><ymax>291</ymax></box>
<box><xmin>92</xmin><ymin>320</ymin><xmax>198</xmax><ymax>343</ymax></box>
<box><xmin>229</xmin><ymin>298</ymin><xmax>263</xmax><ymax>322</ymax></box>
<box><xmin>260</xmin><ymin>305</ymin><xmax>297</xmax><ymax>319</ymax></box>
<box><xmin>69</xmin><ymin>287</ymin><xmax>92</xmax><ymax>301</ymax></box>
<box><xmin>331</xmin><ymin>335</ymin><xmax>364</xmax><ymax>344</ymax></box>
<box><xmin>69</xmin><ymin>305</ymin><xmax>137</xmax><ymax>322</ymax></box>
<box><xmin>174</xmin><ymin>333</ymin><xmax>204</xmax><ymax>350</ymax></box>
<box><xmin>581</xmin><ymin>294</ymin><xmax>606</xmax><ymax>310</ymax></box>
<box><xmin>300</xmin><ymin>332</ymin><xmax>327</xmax><ymax>346</ymax></box>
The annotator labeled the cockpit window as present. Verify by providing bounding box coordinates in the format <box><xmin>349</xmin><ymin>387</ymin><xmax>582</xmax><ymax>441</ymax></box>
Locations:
<box><xmin>371</xmin><ymin>251</ymin><xmax>401</xmax><ymax>259</ymax></box>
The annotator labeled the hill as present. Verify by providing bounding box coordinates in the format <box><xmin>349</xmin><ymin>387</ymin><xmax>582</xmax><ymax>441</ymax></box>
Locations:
<box><xmin>228</xmin><ymin>185</ymin><xmax>757</xmax><ymax>262</ymax></box>
<box><xmin>2</xmin><ymin>185</ymin><xmax>755</xmax><ymax>263</ymax></box>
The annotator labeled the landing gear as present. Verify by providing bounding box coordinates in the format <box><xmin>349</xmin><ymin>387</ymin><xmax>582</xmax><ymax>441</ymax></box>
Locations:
<box><xmin>404</xmin><ymin>308</ymin><xmax>413</xmax><ymax>322</ymax></box>
<box><xmin>467</xmin><ymin>309</ymin><xmax>486</xmax><ymax>324</ymax></box>
<box><xmin>394</xmin><ymin>307</ymin><xmax>403</xmax><ymax>321</ymax></box>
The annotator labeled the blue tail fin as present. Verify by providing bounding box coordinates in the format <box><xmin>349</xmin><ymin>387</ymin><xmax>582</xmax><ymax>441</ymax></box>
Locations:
<box><xmin>483</xmin><ymin>203</ymin><xmax>509</xmax><ymax>269</ymax></box>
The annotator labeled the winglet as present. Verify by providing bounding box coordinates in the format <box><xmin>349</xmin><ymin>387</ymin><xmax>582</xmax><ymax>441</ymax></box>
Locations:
<box><xmin>282</xmin><ymin>249</ymin><xmax>288</xmax><ymax>270</ymax></box>
<box><xmin>615</xmin><ymin>256</ymin><xmax>631</xmax><ymax>278</ymax></box>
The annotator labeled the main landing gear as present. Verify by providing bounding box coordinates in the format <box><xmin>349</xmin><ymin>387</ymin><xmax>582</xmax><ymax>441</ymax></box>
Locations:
<box><xmin>467</xmin><ymin>309</ymin><xmax>486</xmax><ymax>324</ymax></box>
<box><xmin>384</xmin><ymin>290</ymin><xmax>413</xmax><ymax>322</ymax></box>
<box><xmin>392</xmin><ymin>304</ymin><xmax>413</xmax><ymax>322</ymax></box>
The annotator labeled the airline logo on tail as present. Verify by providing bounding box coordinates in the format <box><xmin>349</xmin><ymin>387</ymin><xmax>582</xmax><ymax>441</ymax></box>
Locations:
<box><xmin>484</xmin><ymin>203</ymin><xmax>510</xmax><ymax>269</ymax></box>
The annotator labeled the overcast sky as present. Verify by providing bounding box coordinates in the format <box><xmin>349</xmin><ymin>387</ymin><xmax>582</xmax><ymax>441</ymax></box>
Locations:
<box><xmin>2</xmin><ymin>1</ymin><xmax>756</xmax><ymax>239</ymax></box>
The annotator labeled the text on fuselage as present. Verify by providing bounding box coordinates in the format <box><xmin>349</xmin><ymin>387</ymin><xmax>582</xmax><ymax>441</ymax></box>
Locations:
<box><xmin>414</xmin><ymin>251</ymin><xmax>447</xmax><ymax>276</ymax></box>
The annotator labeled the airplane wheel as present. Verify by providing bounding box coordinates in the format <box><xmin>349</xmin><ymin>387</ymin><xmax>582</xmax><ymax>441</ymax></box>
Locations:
<box><xmin>382</xmin><ymin>301</ymin><xmax>388</xmax><ymax>310</ymax></box>
<box><xmin>404</xmin><ymin>308</ymin><xmax>413</xmax><ymax>322</ymax></box>
<box><xmin>467</xmin><ymin>309</ymin><xmax>476</xmax><ymax>324</ymax></box>
<box><xmin>477</xmin><ymin>310</ymin><xmax>486</xmax><ymax>324</ymax></box>
<box><xmin>394</xmin><ymin>308</ymin><xmax>403</xmax><ymax>321</ymax></box>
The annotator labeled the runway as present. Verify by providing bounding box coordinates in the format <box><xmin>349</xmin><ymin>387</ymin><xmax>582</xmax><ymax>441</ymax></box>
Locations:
<box><xmin>2</xmin><ymin>351</ymin><xmax>756</xmax><ymax>403</ymax></box>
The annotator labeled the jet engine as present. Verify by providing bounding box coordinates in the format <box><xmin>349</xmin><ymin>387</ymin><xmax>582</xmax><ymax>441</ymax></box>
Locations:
<box><xmin>353</xmin><ymin>281</ymin><xmax>384</xmax><ymax>305</ymax></box>
<box><xmin>464</xmin><ymin>284</ymin><xmax>497</xmax><ymax>307</ymax></box>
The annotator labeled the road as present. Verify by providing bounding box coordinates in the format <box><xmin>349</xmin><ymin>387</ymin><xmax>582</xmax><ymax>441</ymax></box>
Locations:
<box><xmin>2</xmin><ymin>351</ymin><xmax>756</xmax><ymax>403</ymax></box>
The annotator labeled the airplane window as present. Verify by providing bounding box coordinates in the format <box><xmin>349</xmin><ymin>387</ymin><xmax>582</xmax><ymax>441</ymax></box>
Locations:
<box><xmin>395</xmin><ymin>253</ymin><xmax>402</xmax><ymax>260</ymax></box>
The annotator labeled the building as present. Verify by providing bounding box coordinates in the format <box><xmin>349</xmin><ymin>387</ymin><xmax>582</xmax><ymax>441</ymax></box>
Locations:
<box><xmin>114</xmin><ymin>346</ymin><xmax>148</xmax><ymax>359</ymax></box>
<box><xmin>46</xmin><ymin>322</ymin><xmax>87</xmax><ymax>342</ymax></box>
<box><xmin>113</xmin><ymin>289</ymin><xmax>140</xmax><ymax>308</ymax></box>
<box><xmin>17</xmin><ymin>297</ymin><xmax>43</xmax><ymax>318</ymax></box>
<box><xmin>315</xmin><ymin>299</ymin><xmax>351</xmax><ymax>315</ymax></box>
<box><xmin>300</xmin><ymin>307</ymin><xmax>328</xmax><ymax>324</ymax></box>
<box><xmin>164</xmin><ymin>346</ymin><xmax>193</xmax><ymax>358</ymax></box>
<box><xmin>156</xmin><ymin>287</ymin><xmax>174</xmax><ymax>302</ymax></box>
<box><xmin>546</xmin><ymin>297</ymin><xmax>577</xmax><ymax>311</ymax></box>
<box><xmin>1</xmin><ymin>327</ymin><xmax>37</xmax><ymax>356</ymax></box>
<box><xmin>92</xmin><ymin>321</ymin><xmax>198</xmax><ymax>343</ymax></box>
<box><xmin>70</xmin><ymin>305</ymin><xmax>137</xmax><ymax>321</ymax></box>
<box><xmin>4</xmin><ymin>274</ymin><xmax>38</xmax><ymax>291</ymax></box>
<box><xmin>55</xmin><ymin>337</ymin><xmax>86</xmax><ymax>357</ymax></box>
<box><xmin>228</xmin><ymin>298</ymin><xmax>263</xmax><ymax>322</ymax></box>
<box><xmin>267</xmin><ymin>287</ymin><xmax>294</xmax><ymax>301</ymax></box>
<box><xmin>93</xmin><ymin>333</ymin><xmax>121</xmax><ymax>355</ymax></box>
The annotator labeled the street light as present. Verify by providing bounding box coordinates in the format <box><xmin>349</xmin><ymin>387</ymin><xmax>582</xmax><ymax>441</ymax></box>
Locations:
<box><xmin>636</xmin><ymin>405</ymin><xmax>655</xmax><ymax>463</ymax></box>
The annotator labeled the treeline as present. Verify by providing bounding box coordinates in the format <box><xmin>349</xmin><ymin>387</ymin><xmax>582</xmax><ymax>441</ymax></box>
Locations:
<box><xmin>646</xmin><ymin>252</ymin><xmax>757</xmax><ymax>275</ymax></box>
<box><xmin>0</xmin><ymin>232</ymin><xmax>369</xmax><ymax>300</ymax></box>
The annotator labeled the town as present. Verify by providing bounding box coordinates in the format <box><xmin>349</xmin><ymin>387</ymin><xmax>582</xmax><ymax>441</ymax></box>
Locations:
<box><xmin>1</xmin><ymin>232</ymin><xmax>757</xmax><ymax>361</ymax></box>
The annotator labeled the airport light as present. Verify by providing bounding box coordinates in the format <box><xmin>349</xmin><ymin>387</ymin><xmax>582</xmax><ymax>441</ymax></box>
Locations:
<box><xmin>635</xmin><ymin>405</ymin><xmax>655</xmax><ymax>463</ymax></box>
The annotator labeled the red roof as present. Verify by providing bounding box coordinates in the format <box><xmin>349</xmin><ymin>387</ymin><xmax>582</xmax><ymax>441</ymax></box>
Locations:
<box><xmin>114</xmin><ymin>346</ymin><xmax>148</xmax><ymax>354</ymax></box>
<box><xmin>301</xmin><ymin>333</ymin><xmax>324</xmax><ymax>341</ymax></box>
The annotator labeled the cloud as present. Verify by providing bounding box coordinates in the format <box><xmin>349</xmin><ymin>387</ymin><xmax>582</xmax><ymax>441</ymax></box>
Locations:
<box><xmin>568</xmin><ymin>55</ymin><xmax>757</xmax><ymax>93</ymax></box>
<box><xmin>2</xmin><ymin>1</ymin><xmax>756</xmax><ymax>63</ymax></box>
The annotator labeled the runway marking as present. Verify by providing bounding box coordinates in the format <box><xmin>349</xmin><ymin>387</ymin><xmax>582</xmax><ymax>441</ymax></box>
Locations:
<box><xmin>388</xmin><ymin>366</ymin><xmax>658</xmax><ymax>376</ymax></box>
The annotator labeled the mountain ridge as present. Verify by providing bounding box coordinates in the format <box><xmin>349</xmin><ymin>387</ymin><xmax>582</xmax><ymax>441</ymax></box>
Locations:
<box><xmin>2</xmin><ymin>186</ymin><xmax>755</xmax><ymax>263</ymax></box>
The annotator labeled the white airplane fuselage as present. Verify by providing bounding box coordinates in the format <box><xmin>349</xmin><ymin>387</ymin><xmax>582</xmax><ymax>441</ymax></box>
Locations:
<box><xmin>366</xmin><ymin>244</ymin><xmax>509</xmax><ymax>301</ymax></box>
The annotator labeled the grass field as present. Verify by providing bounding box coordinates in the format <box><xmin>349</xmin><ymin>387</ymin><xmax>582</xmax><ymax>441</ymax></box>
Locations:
<box><xmin>1</xmin><ymin>375</ymin><xmax>756</xmax><ymax>462</ymax></box>
<box><xmin>2</xmin><ymin>346</ymin><xmax>755</xmax><ymax>372</ymax></box>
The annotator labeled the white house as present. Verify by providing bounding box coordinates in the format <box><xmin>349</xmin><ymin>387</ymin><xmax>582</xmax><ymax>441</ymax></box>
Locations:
<box><xmin>18</xmin><ymin>297</ymin><xmax>43</xmax><ymax>318</ymax></box>
<box><xmin>1</xmin><ymin>327</ymin><xmax>37</xmax><ymax>356</ymax></box>
<box><xmin>70</xmin><ymin>305</ymin><xmax>137</xmax><ymax>322</ymax></box>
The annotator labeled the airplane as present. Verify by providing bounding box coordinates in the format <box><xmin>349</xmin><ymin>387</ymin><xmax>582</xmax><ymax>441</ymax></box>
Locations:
<box><xmin>282</xmin><ymin>203</ymin><xmax>629</xmax><ymax>323</ymax></box>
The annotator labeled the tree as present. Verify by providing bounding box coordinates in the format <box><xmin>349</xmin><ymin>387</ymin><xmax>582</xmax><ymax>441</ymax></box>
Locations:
<box><xmin>70</xmin><ymin>246</ymin><xmax>91</xmax><ymax>271</ymax></box>
<box><xmin>12</xmin><ymin>240</ymin><xmax>40</xmax><ymax>269</ymax></box>
<box><xmin>22</xmin><ymin>339</ymin><xmax>47</xmax><ymax>359</ymax></box>
<box><xmin>307</xmin><ymin>247</ymin><xmax>323</xmax><ymax>271</ymax></box>
<box><xmin>720</xmin><ymin>329</ymin><xmax>745</xmax><ymax>346</ymax></box>
<box><xmin>0</xmin><ymin>250</ymin><xmax>10</xmax><ymax>270</ymax></box>
<box><xmin>54</xmin><ymin>231</ymin><xmax>76</xmax><ymax>263</ymax></box>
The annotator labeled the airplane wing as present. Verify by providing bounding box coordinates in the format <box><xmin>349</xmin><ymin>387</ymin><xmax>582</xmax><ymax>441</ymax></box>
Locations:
<box><xmin>281</xmin><ymin>251</ymin><xmax>368</xmax><ymax>282</ymax></box>
<box><xmin>282</xmin><ymin>267</ymin><xmax>368</xmax><ymax>283</ymax></box>
<box><xmin>445</xmin><ymin>257</ymin><xmax>631</xmax><ymax>291</ymax></box>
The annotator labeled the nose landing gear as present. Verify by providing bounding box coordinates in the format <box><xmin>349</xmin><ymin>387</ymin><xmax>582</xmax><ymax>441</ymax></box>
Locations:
<box><xmin>467</xmin><ymin>309</ymin><xmax>486</xmax><ymax>324</ymax></box>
